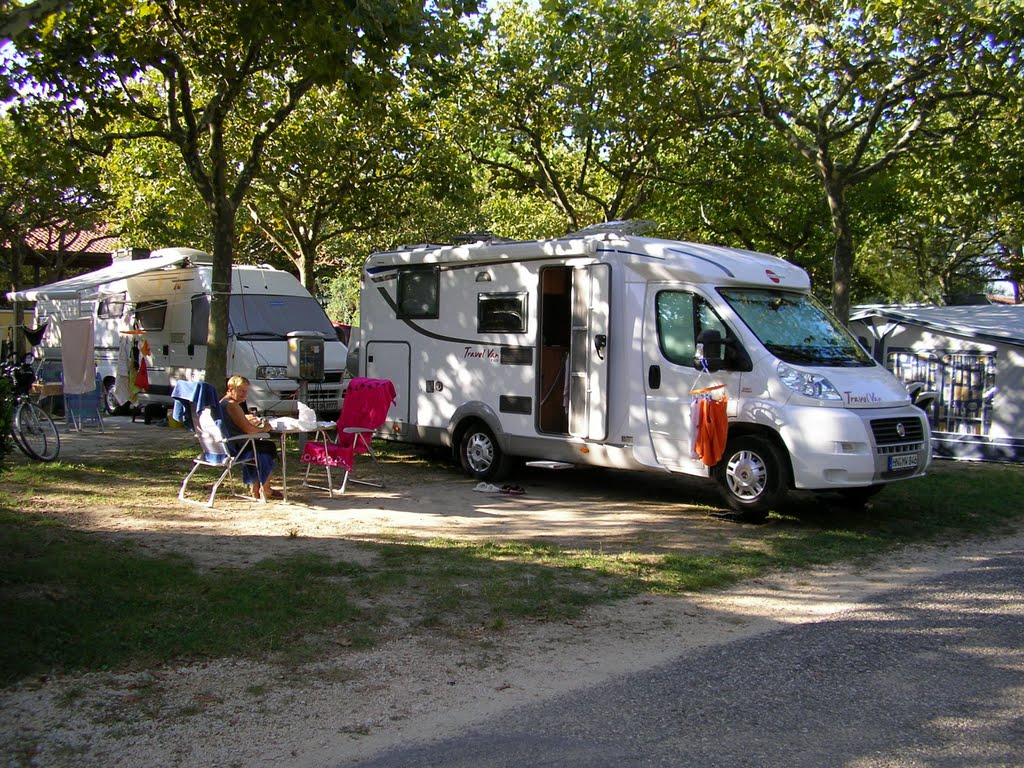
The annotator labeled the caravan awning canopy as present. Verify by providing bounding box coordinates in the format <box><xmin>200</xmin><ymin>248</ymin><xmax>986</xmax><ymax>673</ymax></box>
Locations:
<box><xmin>5</xmin><ymin>252</ymin><xmax>192</xmax><ymax>302</ymax></box>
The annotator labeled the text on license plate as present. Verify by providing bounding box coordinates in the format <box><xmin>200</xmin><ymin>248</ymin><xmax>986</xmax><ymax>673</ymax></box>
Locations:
<box><xmin>889</xmin><ymin>454</ymin><xmax>919</xmax><ymax>471</ymax></box>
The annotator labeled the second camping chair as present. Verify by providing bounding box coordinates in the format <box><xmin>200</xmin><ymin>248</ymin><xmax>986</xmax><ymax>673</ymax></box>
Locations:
<box><xmin>301</xmin><ymin>377</ymin><xmax>396</xmax><ymax>495</ymax></box>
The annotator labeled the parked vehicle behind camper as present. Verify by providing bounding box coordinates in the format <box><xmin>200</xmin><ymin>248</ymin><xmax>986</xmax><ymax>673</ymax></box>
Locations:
<box><xmin>8</xmin><ymin>247</ymin><xmax>348</xmax><ymax>418</ymax></box>
<box><xmin>357</xmin><ymin>228</ymin><xmax>932</xmax><ymax>518</ymax></box>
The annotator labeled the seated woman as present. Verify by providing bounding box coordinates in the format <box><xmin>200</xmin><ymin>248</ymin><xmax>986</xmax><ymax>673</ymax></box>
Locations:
<box><xmin>220</xmin><ymin>375</ymin><xmax>281</xmax><ymax>500</ymax></box>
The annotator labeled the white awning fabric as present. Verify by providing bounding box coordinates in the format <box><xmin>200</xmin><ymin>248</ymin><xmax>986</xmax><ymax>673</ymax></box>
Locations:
<box><xmin>5</xmin><ymin>253</ymin><xmax>192</xmax><ymax>302</ymax></box>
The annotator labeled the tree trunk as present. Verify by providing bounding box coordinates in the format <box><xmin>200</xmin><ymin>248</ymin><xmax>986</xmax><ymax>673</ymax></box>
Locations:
<box><xmin>299</xmin><ymin>242</ymin><xmax>317</xmax><ymax>294</ymax></box>
<box><xmin>206</xmin><ymin>203</ymin><xmax>236</xmax><ymax>398</ymax></box>
<box><xmin>9</xmin><ymin>239</ymin><xmax>26</xmax><ymax>356</ymax></box>
<box><xmin>822</xmin><ymin>178</ymin><xmax>854</xmax><ymax>325</ymax></box>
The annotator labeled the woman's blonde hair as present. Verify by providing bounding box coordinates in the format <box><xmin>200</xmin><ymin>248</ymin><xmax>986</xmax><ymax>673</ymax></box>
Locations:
<box><xmin>226</xmin><ymin>374</ymin><xmax>250</xmax><ymax>391</ymax></box>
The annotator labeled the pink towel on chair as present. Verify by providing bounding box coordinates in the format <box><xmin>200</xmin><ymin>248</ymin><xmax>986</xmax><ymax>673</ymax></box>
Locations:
<box><xmin>340</xmin><ymin>378</ymin><xmax>397</xmax><ymax>431</ymax></box>
<box><xmin>300</xmin><ymin>378</ymin><xmax>397</xmax><ymax>472</ymax></box>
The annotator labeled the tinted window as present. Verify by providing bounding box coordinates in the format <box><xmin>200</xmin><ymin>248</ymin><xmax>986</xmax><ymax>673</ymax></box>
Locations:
<box><xmin>190</xmin><ymin>294</ymin><xmax>210</xmax><ymax>345</ymax></box>
<box><xmin>133</xmin><ymin>300</ymin><xmax>167</xmax><ymax>331</ymax></box>
<box><xmin>655</xmin><ymin>291</ymin><xmax>729</xmax><ymax>365</ymax></box>
<box><xmin>478</xmin><ymin>292</ymin><xmax>527</xmax><ymax>333</ymax></box>
<box><xmin>719</xmin><ymin>288</ymin><xmax>873</xmax><ymax>366</ymax></box>
<box><xmin>397</xmin><ymin>267</ymin><xmax>439</xmax><ymax>319</ymax></box>
<box><xmin>229</xmin><ymin>294</ymin><xmax>336</xmax><ymax>339</ymax></box>
<box><xmin>97</xmin><ymin>293</ymin><xmax>126</xmax><ymax>320</ymax></box>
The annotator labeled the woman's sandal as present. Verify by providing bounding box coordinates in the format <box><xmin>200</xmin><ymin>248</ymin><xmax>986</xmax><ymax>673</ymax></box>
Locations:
<box><xmin>499</xmin><ymin>484</ymin><xmax>525</xmax><ymax>495</ymax></box>
<box><xmin>263</xmin><ymin>488</ymin><xmax>284</xmax><ymax>500</ymax></box>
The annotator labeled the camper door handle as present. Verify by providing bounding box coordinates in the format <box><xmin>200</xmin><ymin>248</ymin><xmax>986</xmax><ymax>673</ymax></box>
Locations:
<box><xmin>648</xmin><ymin>365</ymin><xmax>661</xmax><ymax>390</ymax></box>
<box><xmin>594</xmin><ymin>334</ymin><xmax>607</xmax><ymax>360</ymax></box>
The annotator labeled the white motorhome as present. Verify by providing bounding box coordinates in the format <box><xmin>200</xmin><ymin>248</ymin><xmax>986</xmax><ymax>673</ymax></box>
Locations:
<box><xmin>8</xmin><ymin>247</ymin><xmax>348</xmax><ymax>417</ymax></box>
<box><xmin>358</xmin><ymin>228</ymin><xmax>932</xmax><ymax>517</ymax></box>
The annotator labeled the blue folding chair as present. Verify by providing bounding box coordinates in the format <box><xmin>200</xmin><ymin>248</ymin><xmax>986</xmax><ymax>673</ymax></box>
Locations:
<box><xmin>64</xmin><ymin>372</ymin><xmax>105</xmax><ymax>432</ymax></box>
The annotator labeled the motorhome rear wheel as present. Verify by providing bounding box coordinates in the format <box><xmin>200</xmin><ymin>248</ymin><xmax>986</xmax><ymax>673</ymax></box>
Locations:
<box><xmin>713</xmin><ymin>434</ymin><xmax>788</xmax><ymax>520</ymax></box>
<box><xmin>459</xmin><ymin>422</ymin><xmax>512</xmax><ymax>482</ymax></box>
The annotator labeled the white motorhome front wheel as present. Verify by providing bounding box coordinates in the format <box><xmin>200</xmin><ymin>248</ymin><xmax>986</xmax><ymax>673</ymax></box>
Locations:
<box><xmin>459</xmin><ymin>422</ymin><xmax>512</xmax><ymax>482</ymax></box>
<box><xmin>713</xmin><ymin>435</ymin><xmax>787</xmax><ymax>520</ymax></box>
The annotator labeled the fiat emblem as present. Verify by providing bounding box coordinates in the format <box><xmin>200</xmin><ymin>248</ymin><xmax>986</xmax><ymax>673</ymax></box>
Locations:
<box><xmin>896</xmin><ymin>422</ymin><xmax>906</xmax><ymax>438</ymax></box>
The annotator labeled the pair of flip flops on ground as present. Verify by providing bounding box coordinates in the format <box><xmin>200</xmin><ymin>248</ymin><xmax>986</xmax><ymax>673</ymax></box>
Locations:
<box><xmin>473</xmin><ymin>482</ymin><xmax>525</xmax><ymax>495</ymax></box>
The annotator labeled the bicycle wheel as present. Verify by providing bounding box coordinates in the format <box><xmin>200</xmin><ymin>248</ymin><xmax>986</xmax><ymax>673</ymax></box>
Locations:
<box><xmin>8</xmin><ymin>421</ymin><xmax>31</xmax><ymax>458</ymax></box>
<box><xmin>14</xmin><ymin>401</ymin><xmax>61</xmax><ymax>461</ymax></box>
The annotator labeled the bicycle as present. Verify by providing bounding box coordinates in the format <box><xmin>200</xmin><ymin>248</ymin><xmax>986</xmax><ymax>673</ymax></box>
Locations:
<box><xmin>3</xmin><ymin>356</ymin><xmax>61</xmax><ymax>462</ymax></box>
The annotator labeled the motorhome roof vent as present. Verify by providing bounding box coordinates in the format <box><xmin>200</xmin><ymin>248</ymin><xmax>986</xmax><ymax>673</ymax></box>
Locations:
<box><xmin>149</xmin><ymin>246</ymin><xmax>212</xmax><ymax>264</ymax></box>
<box><xmin>571</xmin><ymin>219</ymin><xmax>659</xmax><ymax>236</ymax></box>
<box><xmin>451</xmin><ymin>232</ymin><xmax>515</xmax><ymax>245</ymax></box>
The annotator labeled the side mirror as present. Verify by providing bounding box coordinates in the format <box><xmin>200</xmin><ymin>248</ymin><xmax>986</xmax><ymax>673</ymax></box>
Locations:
<box><xmin>694</xmin><ymin>329</ymin><xmax>725</xmax><ymax>371</ymax></box>
<box><xmin>694</xmin><ymin>329</ymin><xmax>753</xmax><ymax>372</ymax></box>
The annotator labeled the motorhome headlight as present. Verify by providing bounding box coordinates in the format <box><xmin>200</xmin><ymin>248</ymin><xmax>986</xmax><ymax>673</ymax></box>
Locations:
<box><xmin>256</xmin><ymin>365</ymin><xmax>288</xmax><ymax>380</ymax></box>
<box><xmin>777</xmin><ymin>363</ymin><xmax>843</xmax><ymax>401</ymax></box>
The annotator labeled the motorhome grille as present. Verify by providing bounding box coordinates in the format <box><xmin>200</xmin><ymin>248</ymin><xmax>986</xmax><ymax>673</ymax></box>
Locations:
<box><xmin>870</xmin><ymin>417</ymin><xmax>925</xmax><ymax>446</ymax></box>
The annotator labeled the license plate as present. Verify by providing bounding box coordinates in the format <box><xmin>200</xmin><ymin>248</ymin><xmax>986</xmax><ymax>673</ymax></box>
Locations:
<box><xmin>889</xmin><ymin>453</ymin><xmax>918</xmax><ymax>471</ymax></box>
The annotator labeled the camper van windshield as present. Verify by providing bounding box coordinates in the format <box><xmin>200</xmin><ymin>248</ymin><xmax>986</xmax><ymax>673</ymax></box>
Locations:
<box><xmin>719</xmin><ymin>289</ymin><xmax>873</xmax><ymax>367</ymax></box>
<box><xmin>229</xmin><ymin>294</ymin><xmax>336</xmax><ymax>340</ymax></box>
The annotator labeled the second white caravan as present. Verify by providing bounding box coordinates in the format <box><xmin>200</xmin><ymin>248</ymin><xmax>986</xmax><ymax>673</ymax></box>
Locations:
<box><xmin>12</xmin><ymin>247</ymin><xmax>348</xmax><ymax>417</ymax></box>
<box><xmin>357</xmin><ymin>228</ymin><xmax>932</xmax><ymax>517</ymax></box>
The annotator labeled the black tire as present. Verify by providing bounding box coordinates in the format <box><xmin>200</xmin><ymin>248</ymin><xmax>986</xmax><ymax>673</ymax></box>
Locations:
<box><xmin>14</xmin><ymin>401</ymin><xmax>60</xmax><ymax>461</ymax></box>
<box><xmin>103</xmin><ymin>379</ymin><xmax>119</xmax><ymax>415</ymax></box>
<box><xmin>8</xmin><ymin>417</ymin><xmax>31</xmax><ymax>458</ymax></box>
<box><xmin>713</xmin><ymin>434</ymin><xmax>787</xmax><ymax>520</ymax></box>
<box><xmin>836</xmin><ymin>484</ymin><xmax>885</xmax><ymax>507</ymax></box>
<box><xmin>459</xmin><ymin>422</ymin><xmax>512</xmax><ymax>482</ymax></box>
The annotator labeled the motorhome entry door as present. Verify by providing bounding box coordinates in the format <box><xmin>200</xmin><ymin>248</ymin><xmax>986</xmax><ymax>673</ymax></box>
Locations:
<box><xmin>568</xmin><ymin>264</ymin><xmax>610</xmax><ymax>441</ymax></box>
<box><xmin>365</xmin><ymin>341</ymin><xmax>411</xmax><ymax>423</ymax></box>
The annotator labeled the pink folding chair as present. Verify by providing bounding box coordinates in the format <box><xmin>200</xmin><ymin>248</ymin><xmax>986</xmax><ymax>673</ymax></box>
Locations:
<box><xmin>300</xmin><ymin>377</ymin><xmax>396</xmax><ymax>494</ymax></box>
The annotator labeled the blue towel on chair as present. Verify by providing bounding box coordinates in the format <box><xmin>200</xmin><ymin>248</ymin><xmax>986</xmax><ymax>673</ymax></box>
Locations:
<box><xmin>171</xmin><ymin>381</ymin><xmax>221</xmax><ymax>430</ymax></box>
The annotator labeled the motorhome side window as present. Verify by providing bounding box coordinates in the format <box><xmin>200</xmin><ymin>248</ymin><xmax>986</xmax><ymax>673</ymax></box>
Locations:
<box><xmin>477</xmin><ymin>292</ymin><xmax>527</xmax><ymax>333</ymax></box>
<box><xmin>190</xmin><ymin>294</ymin><xmax>210</xmax><ymax>345</ymax></box>
<box><xmin>97</xmin><ymin>293</ymin><xmax>126</xmax><ymax>320</ymax></box>
<box><xmin>132</xmin><ymin>300</ymin><xmax>168</xmax><ymax>331</ymax></box>
<box><xmin>397</xmin><ymin>267</ymin><xmax>439</xmax><ymax>320</ymax></box>
<box><xmin>655</xmin><ymin>291</ymin><xmax>729</xmax><ymax>365</ymax></box>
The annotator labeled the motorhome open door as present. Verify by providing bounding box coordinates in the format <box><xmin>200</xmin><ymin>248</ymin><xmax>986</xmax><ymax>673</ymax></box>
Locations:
<box><xmin>568</xmin><ymin>264</ymin><xmax>610</xmax><ymax>440</ymax></box>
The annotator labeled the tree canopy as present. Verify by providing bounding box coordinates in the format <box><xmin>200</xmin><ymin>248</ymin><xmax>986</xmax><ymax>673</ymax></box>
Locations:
<box><xmin>2</xmin><ymin>0</ymin><xmax>1022</xmax><ymax>340</ymax></box>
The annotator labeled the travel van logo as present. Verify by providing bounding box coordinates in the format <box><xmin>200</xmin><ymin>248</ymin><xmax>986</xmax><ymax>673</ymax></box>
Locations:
<box><xmin>765</xmin><ymin>269</ymin><xmax>781</xmax><ymax>284</ymax></box>
<box><xmin>464</xmin><ymin>347</ymin><xmax>499</xmax><ymax>361</ymax></box>
<box><xmin>844</xmin><ymin>391</ymin><xmax>883</xmax><ymax>404</ymax></box>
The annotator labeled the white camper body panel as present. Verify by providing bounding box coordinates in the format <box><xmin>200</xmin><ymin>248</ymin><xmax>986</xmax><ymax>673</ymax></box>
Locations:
<box><xmin>359</xmin><ymin>233</ymin><xmax>931</xmax><ymax>512</ymax></box>
<box><xmin>19</xmin><ymin>249</ymin><xmax>348</xmax><ymax>417</ymax></box>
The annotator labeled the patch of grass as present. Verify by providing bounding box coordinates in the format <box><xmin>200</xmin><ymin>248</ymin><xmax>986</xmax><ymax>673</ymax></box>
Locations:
<box><xmin>0</xmin><ymin>516</ymin><xmax>364</xmax><ymax>685</ymax></box>
<box><xmin>2</xmin><ymin>454</ymin><xmax>1024</xmax><ymax>686</ymax></box>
